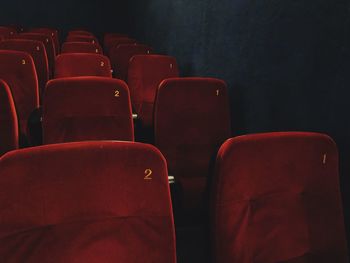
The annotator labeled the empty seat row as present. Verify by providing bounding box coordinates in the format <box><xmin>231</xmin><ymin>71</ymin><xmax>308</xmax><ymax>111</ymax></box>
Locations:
<box><xmin>0</xmin><ymin>39</ymin><xmax>49</xmax><ymax>95</ymax></box>
<box><xmin>0</xmin><ymin>26</ymin><xmax>16</xmax><ymax>39</ymax></box>
<box><xmin>55</xmin><ymin>53</ymin><xmax>112</xmax><ymax>78</ymax></box>
<box><xmin>104</xmin><ymin>36</ymin><xmax>136</xmax><ymax>56</ymax></box>
<box><xmin>66</xmin><ymin>34</ymin><xmax>99</xmax><ymax>44</ymax></box>
<box><xmin>0</xmin><ymin>133</ymin><xmax>347</xmax><ymax>262</ymax></box>
<box><xmin>61</xmin><ymin>41</ymin><xmax>102</xmax><ymax>54</ymax></box>
<box><xmin>15</xmin><ymin>32</ymin><xmax>56</xmax><ymax>76</ymax></box>
<box><xmin>0</xmin><ymin>27</ymin><xmax>348</xmax><ymax>262</ymax></box>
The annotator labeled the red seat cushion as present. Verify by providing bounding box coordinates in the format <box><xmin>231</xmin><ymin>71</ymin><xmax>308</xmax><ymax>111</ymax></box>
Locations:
<box><xmin>0</xmin><ymin>79</ymin><xmax>18</xmax><ymax>155</ymax></box>
<box><xmin>128</xmin><ymin>55</ymin><xmax>179</xmax><ymax>128</ymax></box>
<box><xmin>155</xmin><ymin>77</ymin><xmax>231</xmax><ymax>210</ymax></box>
<box><xmin>0</xmin><ymin>50</ymin><xmax>39</xmax><ymax>136</ymax></box>
<box><xmin>55</xmin><ymin>53</ymin><xmax>112</xmax><ymax>78</ymax></box>
<box><xmin>0</xmin><ymin>141</ymin><xmax>176</xmax><ymax>263</ymax></box>
<box><xmin>211</xmin><ymin>132</ymin><xmax>348</xmax><ymax>263</ymax></box>
<box><xmin>43</xmin><ymin>77</ymin><xmax>134</xmax><ymax>144</ymax></box>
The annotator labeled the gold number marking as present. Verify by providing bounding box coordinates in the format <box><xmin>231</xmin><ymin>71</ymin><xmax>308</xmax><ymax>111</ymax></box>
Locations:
<box><xmin>100</xmin><ymin>61</ymin><xmax>105</xmax><ymax>67</ymax></box>
<box><xmin>216</xmin><ymin>89</ymin><xmax>220</xmax><ymax>96</ymax></box>
<box><xmin>95</xmin><ymin>49</ymin><xmax>99</xmax><ymax>53</ymax></box>
<box><xmin>21</xmin><ymin>59</ymin><xmax>26</xmax><ymax>65</ymax></box>
<box><xmin>323</xmin><ymin>154</ymin><xmax>327</xmax><ymax>165</ymax></box>
<box><xmin>36</xmin><ymin>46</ymin><xmax>40</xmax><ymax>51</ymax></box>
<box><xmin>144</xmin><ymin>169</ymin><xmax>153</xmax><ymax>180</ymax></box>
<box><xmin>114</xmin><ymin>90</ymin><xmax>120</xmax><ymax>97</ymax></box>
<box><xmin>46</xmin><ymin>38</ymin><xmax>49</xmax><ymax>43</ymax></box>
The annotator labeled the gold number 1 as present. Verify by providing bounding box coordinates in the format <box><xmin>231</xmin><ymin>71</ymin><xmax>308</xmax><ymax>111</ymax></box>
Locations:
<box><xmin>216</xmin><ymin>90</ymin><xmax>220</xmax><ymax>96</ymax></box>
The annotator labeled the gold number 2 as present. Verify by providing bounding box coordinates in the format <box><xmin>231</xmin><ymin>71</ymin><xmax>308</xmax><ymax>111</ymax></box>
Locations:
<box><xmin>114</xmin><ymin>90</ymin><xmax>120</xmax><ymax>97</ymax></box>
<box><xmin>144</xmin><ymin>169</ymin><xmax>153</xmax><ymax>180</ymax></box>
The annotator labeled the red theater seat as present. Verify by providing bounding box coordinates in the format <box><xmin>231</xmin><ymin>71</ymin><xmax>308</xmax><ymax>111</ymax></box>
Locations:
<box><xmin>43</xmin><ymin>77</ymin><xmax>134</xmax><ymax>144</ymax></box>
<box><xmin>68</xmin><ymin>30</ymin><xmax>94</xmax><ymax>36</ymax></box>
<box><xmin>61</xmin><ymin>41</ymin><xmax>102</xmax><ymax>54</ymax></box>
<box><xmin>128</xmin><ymin>55</ymin><xmax>179</xmax><ymax>128</ymax></box>
<box><xmin>104</xmin><ymin>33</ymin><xmax>128</xmax><ymax>49</ymax></box>
<box><xmin>66</xmin><ymin>35</ymin><xmax>98</xmax><ymax>44</ymax></box>
<box><xmin>155</xmin><ymin>78</ymin><xmax>231</xmax><ymax>210</ymax></box>
<box><xmin>211</xmin><ymin>132</ymin><xmax>348</xmax><ymax>263</ymax></box>
<box><xmin>0</xmin><ymin>141</ymin><xmax>176</xmax><ymax>263</ymax></box>
<box><xmin>16</xmin><ymin>33</ymin><xmax>56</xmax><ymax>77</ymax></box>
<box><xmin>110</xmin><ymin>44</ymin><xmax>152</xmax><ymax>81</ymax></box>
<box><xmin>0</xmin><ymin>50</ymin><xmax>39</xmax><ymax>137</ymax></box>
<box><xmin>0</xmin><ymin>39</ymin><xmax>49</xmax><ymax>96</ymax></box>
<box><xmin>30</xmin><ymin>28</ymin><xmax>60</xmax><ymax>55</ymax></box>
<box><xmin>55</xmin><ymin>53</ymin><xmax>112</xmax><ymax>78</ymax></box>
<box><xmin>104</xmin><ymin>37</ymin><xmax>136</xmax><ymax>56</ymax></box>
<box><xmin>0</xmin><ymin>80</ymin><xmax>18</xmax><ymax>155</ymax></box>
<box><xmin>0</xmin><ymin>26</ymin><xmax>16</xmax><ymax>39</ymax></box>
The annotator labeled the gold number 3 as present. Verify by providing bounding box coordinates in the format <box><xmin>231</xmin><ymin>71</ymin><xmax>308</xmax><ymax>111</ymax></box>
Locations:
<box><xmin>144</xmin><ymin>169</ymin><xmax>153</xmax><ymax>180</ymax></box>
<box><xmin>114</xmin><ymin>90</ymin><xmax>120</xmax><ymax>97</ymax></box>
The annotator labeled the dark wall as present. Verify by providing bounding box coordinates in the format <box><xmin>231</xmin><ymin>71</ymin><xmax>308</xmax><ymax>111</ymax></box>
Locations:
<box><xmin>128</xmin><ymin>0</ymin><xmax>350</xmax><ymax>241</ymax></box>
<box><xmin>0</xmin><ymin>0</ymin><xmax>132</xmax><ymax>36</ymax></box>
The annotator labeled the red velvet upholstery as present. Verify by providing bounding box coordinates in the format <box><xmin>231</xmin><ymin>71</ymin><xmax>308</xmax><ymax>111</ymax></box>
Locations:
<box><xmin>211</xmin><ymin>132</ymin><xmax>348</xmax><ymax>263</ymax></box>
<box><xmin>43</xmin><ymin>77</ymin><xmax>134</xmax><ymax>144</ymax></box>
<box><xmin>0</xmin><ymin>80</ymin><xmax>18</xmax><ymax>155</ymax></box>
<box><xmin>103</xmin><ymin>33</ymin><xmax>129</xmax><ymax>51</ymax></box>
<box><xmin>0</xmin><ymin>50</ymin><xmax>39</xmax><ymax>136</ymax></box>
<box><xmin>0</xmin><ymin>141</ymin><xmax>176</xmax><ymax>263</ymax></box>
<box><xmin>0</xmin><ymin>39</ymin><xmax>49</xmax><ymax>96</ymax></box>
<box><xmin>110</xmin><ymin>44</ymin><xmax>152</xmax><ymax>81</ymax></box>
<box><xmin>66</xmin><ymin>35</ymin><xmax>98</xmax><ymax>44</ymax></box>
<box><xmin>0</xmin><ymin>26</ymin><xmax>16</xmax><ymax>39</ymax></box>
<box><xmin>30</xmin><ymin>28</ymin><xmax>60</xmax><ymax>55</ymax></box>
<box><xmin>68</xmin><ymin>30</ymin><xmax>94</xmax><ymax>36</ymax></box>
<box><xmin>61</xmin><ymin>42</ymin><xmax>102</xmax><ymax>54</ymax></box>
<box><xmin>104</xmin><ymin>37</ymin><xmax>136</xmax><ymax>56</ymax></box>
<box><xmin>128</xmin><ymin>55</ymin><xmax>179</xmax><ymax>128</ymax></box>
<box><xmin>55</xmin><ymin>54</ymin><xmax>112</xmax><ymax>78</ymax></box>
<box><xmin>16</xmin><ymin>33</ymin><xmax>56</xmax><ymax>77</ymax></box>
<box><xmin>155</xmin><ymin>78</ymin><xmax>231</xmax><ymax>210</ymax></box>
<box><xmin>104</xmin><ymin>33</ymin><xmax>127</xmax><ymax>44</ymax></box>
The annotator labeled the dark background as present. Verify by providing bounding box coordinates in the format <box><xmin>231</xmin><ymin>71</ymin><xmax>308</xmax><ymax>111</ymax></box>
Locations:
<box><xmin>1</xmin><ymin>0</ymin><xmax>350</xmax><ymax>254</ymax></box>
